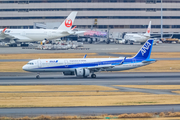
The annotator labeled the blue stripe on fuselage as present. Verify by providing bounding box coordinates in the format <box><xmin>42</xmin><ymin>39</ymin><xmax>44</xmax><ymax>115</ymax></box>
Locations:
<box><xmin>36</xmin><ymin>58</ymin><xmax>145</xmax><ymax>69</ymax></box>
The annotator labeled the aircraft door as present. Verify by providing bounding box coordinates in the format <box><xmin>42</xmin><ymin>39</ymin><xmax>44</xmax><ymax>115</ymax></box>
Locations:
<box><xmin>64</xmin><ymin>60</ymin><xmax>68</xmax><ymax>68</ymax></box>
<box><xmin>132</xmin><ymin>59</ymin><xmax>136</xmax><ymax>66</ymax></box>
<box><xmin>38</xmin><ymin>59</ymin><xmax>42</xmax><ymax>68</ymax></box>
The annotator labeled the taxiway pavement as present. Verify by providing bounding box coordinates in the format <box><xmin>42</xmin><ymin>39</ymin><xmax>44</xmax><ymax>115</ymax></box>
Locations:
<box><xmin>0</xmin><ymin>43</ymin><xmax>180</xmax><ymax>54</ymax></box>
<box><xmin>0</xmin><ymin>72</ymin><xmax>180</xmax><ymax>117</ymax></box>
<box><xmin>1</xmin><ymin>105</ymin><xmax>180</xmax><ymax>117</ymax></box>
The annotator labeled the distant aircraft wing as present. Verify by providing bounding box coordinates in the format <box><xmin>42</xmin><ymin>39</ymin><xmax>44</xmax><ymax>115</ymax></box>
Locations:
<box><xmin>9</xmin><ymin>34</ymin><xmax>31</xmax><ymax>40</ymax></box>
<box><xmin>61</xmin><ymin>30</ymin><xmax>85</xmax><ymax>35</ymax></box>
<box><xmin>0</xmin><ymin>33</ymin><xmax>31</xmax><ymax>42</ymax></box>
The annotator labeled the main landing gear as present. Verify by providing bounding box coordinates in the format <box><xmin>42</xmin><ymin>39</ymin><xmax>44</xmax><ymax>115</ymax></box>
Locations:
<box><xmin>9</xmin><ymin>44</ymin><xmax>17</xmax><ymax>47</ymax></box>
<box><xmin>91</xmin><ymin>74</ymin><xmax>96</xmax><ymax>78</ymax></box>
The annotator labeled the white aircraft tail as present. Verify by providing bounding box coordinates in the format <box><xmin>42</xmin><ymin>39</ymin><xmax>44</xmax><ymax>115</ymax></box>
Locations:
<box><xmin>58</xmin><ymin>11</ymin><xmax>77</xmax><ymax>31</ymax></box>
<box><xmin>144</xmin><ymin>21</ymin><xmax>151</xmax><ymax>37</ymax></box>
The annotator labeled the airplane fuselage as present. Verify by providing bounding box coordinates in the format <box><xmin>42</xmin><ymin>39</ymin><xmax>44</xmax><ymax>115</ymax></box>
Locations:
<box><xmin>22</xmin><ymin>58</ymin><xmax>154</xmax><ymax>72</ymax></box>
<box><xmin>0</xmin><ymin>29</ymin><xmax>69</xmax><ymax>43</ymax></box>
<box><xmin>22</xmin><ymin>39</ymin><xmax>155</xmax><ymax>78</ymax></box>
<box><xmin>124</xmin><ymin>34</ymin><xmax>150</xmax><ymax>43</ymax></box>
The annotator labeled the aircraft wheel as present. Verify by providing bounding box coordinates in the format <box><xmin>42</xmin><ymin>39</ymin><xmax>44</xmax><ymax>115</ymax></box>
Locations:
<box><xmin>36</xmin><ymin>75</ymin><xmax>40</xmax><ymax>79</ymax></box>
<box><xmin>106</xmin><ymin>40</ymin><xmax>110</xmax><ymax>44</ymax></box>
<box><xmin>130</xmin><ymin>43</ymin><xmax>134</xmax><ymax>45</ymax></box>
<box><xmin>13</xmin><ymin>44</ymin><xmax>17</xmax><ymax>47</ymax></box>
<box><xmin>91</xmin><ymin>74</ymin><xmax>96</xmax><ymax>78</ymax></box>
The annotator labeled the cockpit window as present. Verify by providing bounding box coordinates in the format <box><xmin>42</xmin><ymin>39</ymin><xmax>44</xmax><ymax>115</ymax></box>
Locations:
<box><xmin>27</xmin><ymin>63</ymin><xmax>34</xmax><ymax>65</ymax></box>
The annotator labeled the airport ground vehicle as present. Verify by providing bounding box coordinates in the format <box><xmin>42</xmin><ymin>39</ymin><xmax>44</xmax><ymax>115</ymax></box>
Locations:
<box><xmin>22</xmin><ymin>39</ymin><xmax>156</xmax><ymax>78</ymax></box>
<box><xmin>0</xmin><ymin>12</ymin><xmax>84</xmax><ymax>47</ymax></box>
<box><xmin>161</xmin><ymin>38</ymin><xmax>179</xmax><ymax>43</ymax></box>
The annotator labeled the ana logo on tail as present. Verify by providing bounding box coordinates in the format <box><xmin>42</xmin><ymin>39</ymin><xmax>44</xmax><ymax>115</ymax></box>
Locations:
<box><xmin>140</xmin><ymin>41</ymin><xmax>151</xmax><ymax>56</ymax></box>
<box><xmin>65</xmin><ymin>19</ymin><xmax>72</xmax><ymax>27</ymax></box>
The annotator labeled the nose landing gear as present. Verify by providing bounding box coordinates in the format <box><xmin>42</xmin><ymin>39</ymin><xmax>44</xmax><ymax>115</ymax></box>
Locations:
<box><xmin>36</xmin><ymin>73</ymin><xmax>40</xmax><ymax>79</ymax></box>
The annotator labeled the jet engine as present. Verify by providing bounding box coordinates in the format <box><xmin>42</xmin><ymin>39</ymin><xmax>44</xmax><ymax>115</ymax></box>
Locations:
<box><xmin>75</xmin><ymin>68</ymin><xmax>90</xmax><ymax>77</ymax></box>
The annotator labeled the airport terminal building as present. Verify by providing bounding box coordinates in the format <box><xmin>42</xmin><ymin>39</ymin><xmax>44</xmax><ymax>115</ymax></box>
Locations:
<box><xmin>0</xmin><ymin>0</ymin><xmax>180</xmax><ymax>34</ymax></box>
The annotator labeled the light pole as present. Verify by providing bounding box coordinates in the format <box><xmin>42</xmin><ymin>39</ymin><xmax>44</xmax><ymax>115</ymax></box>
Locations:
<box><xmin>161</xmin><ymin>0</ymin><xmax>163</xmax><ymax>39</ymax></box>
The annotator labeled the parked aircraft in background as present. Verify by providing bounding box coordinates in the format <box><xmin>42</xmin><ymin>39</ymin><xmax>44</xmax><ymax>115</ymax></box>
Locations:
<box><xmin>0</xmin><ymin>11</ymin><xmax>84</xmax><ymax>47</ymax></box>
<box><xmin>122</xmin><ymin>21</ymin><xmax>151</xmax><ymax>45</ymax></box>
<box><xmin>22</xmin><ymin>39</ymin><xmax>156</xmax><ymax>78</ymax></box>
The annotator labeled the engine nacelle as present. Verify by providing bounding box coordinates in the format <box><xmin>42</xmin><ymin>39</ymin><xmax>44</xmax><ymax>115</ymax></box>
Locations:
<box><xmin>63</xmin><ymin>71</ymin><xmax>75</xmax><ymax>75</ymax></box>
<box><xmin>75</xmin><ymin>68</ymin><xmax>90</xmax><ymax>77</ymax></box>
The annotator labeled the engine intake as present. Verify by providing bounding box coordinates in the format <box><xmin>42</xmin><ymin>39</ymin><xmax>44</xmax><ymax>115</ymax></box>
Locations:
<box><xmin>75</xmin><ymin>68</ymin><xmax>90</xmax><ymax>77</ymax></box>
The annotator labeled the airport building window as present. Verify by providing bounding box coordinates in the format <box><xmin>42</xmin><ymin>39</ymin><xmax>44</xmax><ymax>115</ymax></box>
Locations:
<box><xmin>1</xmin><ymin>0</ymin><xmax>180</xmax><ymax>3</ymax></box>
<box><xmin>1</xmin><ymin>25</ymin><xmax>180</xmax><ymax>29</ymax></box>
<box><xmin>1</xmin><ymin>8</ymin><xmax>180</xmax><ymax>12</ymax></box>
<box><xmin>2</xmin><ymin>16</ymin><xmax>180</xmax><ymax>20</ymax></box>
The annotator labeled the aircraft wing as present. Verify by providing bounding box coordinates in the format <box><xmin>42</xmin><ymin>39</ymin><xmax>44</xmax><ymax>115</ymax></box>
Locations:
<box><xmin>0</xmin><ymin>32</ymin><xmax>31</xmax><ymax>42</ymax></box>
<box><xmin>0</xmin><ymin>28</ymin><xmax>31</xmax><ymax>42</ymax></box>
<box><xmin>8</xmin><ymin>34</ymin><xmax>31</xmax><ymax>40</ymax></box>
<box><xmin>86</xmin><ymin>64</ymin><xmax>115</xmax><ymax>69</ymax></box>
<box><xmin>61</xmin><ymin>30</ymin><xmax>85</xmax><ymax>35</ymax></box>
<box><xmin>85</xmin><ymin>57</ymin><xmax>126</xmax><ymax>71</ymax></box>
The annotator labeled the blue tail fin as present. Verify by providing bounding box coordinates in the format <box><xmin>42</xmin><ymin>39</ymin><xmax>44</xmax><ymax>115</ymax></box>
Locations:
<box><xmin>133</xmin><ymin>39</ymin><xmax>154</xmax><ymax>60</ymax></box>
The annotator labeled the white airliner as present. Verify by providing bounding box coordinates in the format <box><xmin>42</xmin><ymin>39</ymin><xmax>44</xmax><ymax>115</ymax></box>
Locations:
<box><xmin>23</xmin><ymin>39</ymin><xmax>156</xmax><ymax>78</ymax></box>
<box><xmin>123</xmin><ymin>21</ymin><xmax>151</xmax><ymax>45</ymax></box>
<box><xmin>0</xmin><ymin>11</ymin><xmax>83</xmax><ymax>47</ymax></box>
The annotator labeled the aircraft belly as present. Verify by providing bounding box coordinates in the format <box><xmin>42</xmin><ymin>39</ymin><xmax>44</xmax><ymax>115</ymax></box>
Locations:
<box><xmin>29</xmin><ymin>68</ymin><xmax>75</xmax><ymax>72</ymax></box>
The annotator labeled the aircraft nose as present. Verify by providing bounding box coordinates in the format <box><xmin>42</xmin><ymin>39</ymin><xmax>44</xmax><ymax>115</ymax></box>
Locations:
<box><xmin>22</xmin><ymin>65</ymin><xmax>28</xmax><ymax>71</ymax></box>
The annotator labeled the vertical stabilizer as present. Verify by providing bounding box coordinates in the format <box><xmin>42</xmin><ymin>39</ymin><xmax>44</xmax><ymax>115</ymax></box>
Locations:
<box><xmin>58</xmin><ymin>11</ymin><xmax>77</xmax><ymax>31</ymax></box>
<box><xmin>144</xmin><ymin>21</ymin><xmax>151</xmax><ymax>37</ymax></box>
<box><xmin>133</xmin><ymin>39</ymin><xmax>154</xmax><ymax>60</ymax></box>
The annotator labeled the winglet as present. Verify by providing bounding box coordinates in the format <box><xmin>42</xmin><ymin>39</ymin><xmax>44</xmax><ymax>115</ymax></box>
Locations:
<box><xmin>119</xmin><ymin>57</ymin><xmax>126</xmax><ymax>65</ymax></box>
<box><xmin>83</xmin><ymin>54</ymin><xmax>87</xmax><ymax>58</ymax></box>
<box><xmin>71</xmin><ymin>26</ymin><xmax>77</xmax><ymax>30</ymax></box>
<box><xmin>116</xmin><ymin>57</ymin><xmax>126</xmax><ymax>66</ymax></box>
<box><xmin>2</xmin><ymin>28</ymin><xmax>7</xmax><ymax>33</ymax></box>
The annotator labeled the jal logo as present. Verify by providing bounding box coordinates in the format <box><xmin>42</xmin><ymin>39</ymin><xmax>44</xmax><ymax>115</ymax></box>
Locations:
<box><xmin>65</xmin><ymin>19</ymin><xmax>72</xmax><ymax>27</ymax></box>
<box><xmin>140</xmin><ymin>42</ymin><xmax>151</xmax><ymax>56</ymax></box>
<box><xmin>147</xmin><ymin>28</ymin><xmax>150</xmax><ymax>33</ymax></box>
